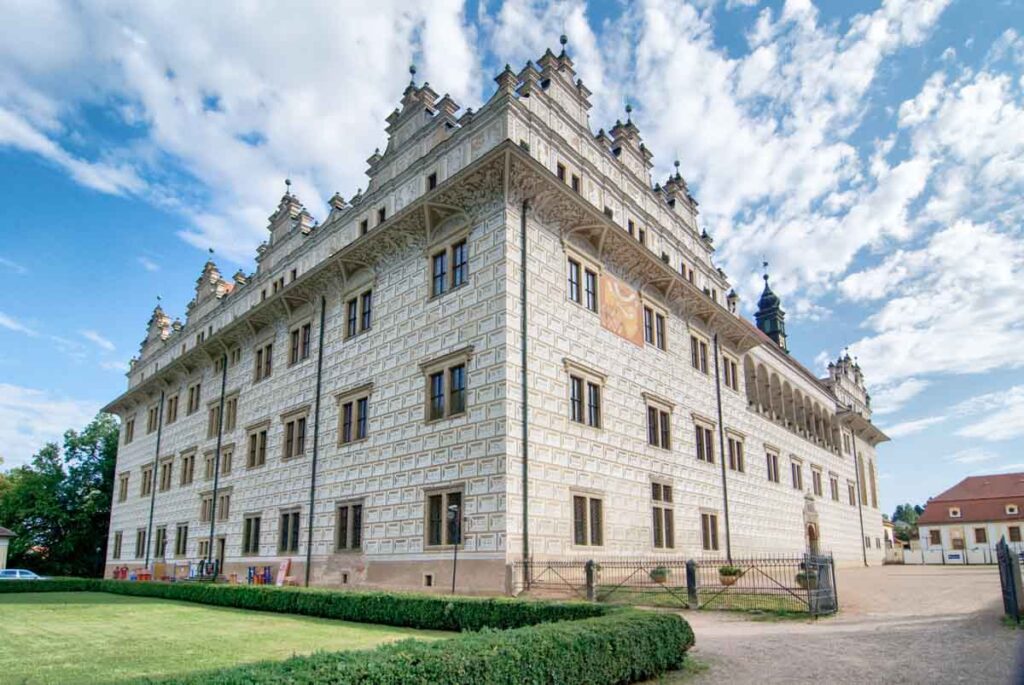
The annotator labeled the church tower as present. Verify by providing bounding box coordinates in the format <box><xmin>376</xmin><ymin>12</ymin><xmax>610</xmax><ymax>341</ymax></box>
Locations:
<box><xmin>755</xmin><ymin>268</ymin><xmax>787</xmax><ymax>352</ymax></box>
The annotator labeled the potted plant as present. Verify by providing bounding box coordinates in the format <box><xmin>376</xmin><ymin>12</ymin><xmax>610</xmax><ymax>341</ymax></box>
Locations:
<box><xmin>718</xmin><ymin>565</ymin><xmax>741</xmax><ymax>586</ymax></box>
<box><xmin>649</xmin><ymin>566</ymin><xmax>670</xmax><ymax>584</ymax></box>
<box><xmin>795</xmin><ymin>571</ymin><xmax>818</xmax><ymax>589</ymax></box>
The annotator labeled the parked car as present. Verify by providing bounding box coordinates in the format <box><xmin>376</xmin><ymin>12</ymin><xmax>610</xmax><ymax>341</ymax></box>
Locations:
<box><xmin>0</xmin><ymin>569</ymin><xmax>45</xmax><ymax>580</ymax></box>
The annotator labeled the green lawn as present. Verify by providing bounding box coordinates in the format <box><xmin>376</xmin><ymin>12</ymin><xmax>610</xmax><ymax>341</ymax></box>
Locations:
<box><xmin>0</xmin><ymin>592</ymin><xmax>449</xmax><ymax>685</ymax></box>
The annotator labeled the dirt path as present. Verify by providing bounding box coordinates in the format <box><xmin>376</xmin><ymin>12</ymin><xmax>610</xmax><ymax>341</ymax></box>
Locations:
<box><xmin>673</xmin><ymin>565</ymin><xmax>1024</xmax><ymax>684</ymax></box>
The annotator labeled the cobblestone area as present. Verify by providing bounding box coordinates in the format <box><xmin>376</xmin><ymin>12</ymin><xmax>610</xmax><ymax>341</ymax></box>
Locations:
<box><xmin>674</xmin><ymin>565</ymin><xmax>1024</xmax><ymax>684</ymax></box>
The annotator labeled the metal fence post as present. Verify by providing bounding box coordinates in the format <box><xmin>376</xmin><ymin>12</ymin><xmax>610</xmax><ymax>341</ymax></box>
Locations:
<box><xmin>584</xmin><ymin>560</ymin><xmax>596</xmax><ymax>602</ymax></box>
<box><xmin>686</xmin><ymin>559</ymin><xmax>698</xmax><ymax>608</ymax></box>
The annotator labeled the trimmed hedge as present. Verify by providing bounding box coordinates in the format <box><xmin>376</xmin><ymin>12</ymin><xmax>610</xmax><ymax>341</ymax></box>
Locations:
<box><xmin>1</xmin><ymin>578</ymin><xmax>694</xmax><ymax>684</ymax></box>
<box><xmin>0</xmin><ymin>578</ymin><xmax>604</xmax><ymax>631</ymax></box>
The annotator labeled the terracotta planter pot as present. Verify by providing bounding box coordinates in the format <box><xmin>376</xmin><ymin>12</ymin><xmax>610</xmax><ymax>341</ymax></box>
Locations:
<box><xmin>719</xmin><ymin>574</ymin><xmax>738</xmax><ymax>586</ymax></box>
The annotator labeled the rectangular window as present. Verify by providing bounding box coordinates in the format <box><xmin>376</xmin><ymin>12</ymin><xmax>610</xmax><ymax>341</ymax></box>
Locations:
<box><xmin>766</xmin><ymin>452</ymin><xmax>780</xmax><ymax>483</ymax></box>
<box><xmin>556</xmin><ymin>162</ymin><xmax>566</xmax><ymax>181</ymax></box>
<box><xmin>572</xmin><ymin>494</ymin><xmax>603</xmax><ymax>546</ymax></box>
<box><xmin>221</xmin><ymin>448</ymin><xmax>232</xmax><ymax>476</ymax></box>
<box><xmin>690</xmin><ymin>335</ymin><xmax>709</xmax><ymax>374</ymax></box>
<box><xmin>695</xmin><ymin>423</ymin><xmax>715</xmax><ymax>463</ymax></box>
<box><xmin>224</xmin><ymin>396</ymin><xmax>238</xmax><ymax>432</ymax></box>
<box><xmin>175</xmin><ymin>524</ymin><xmax>188</xmax><ymax>557</ymax></box>
<box><xmin>812</xmin><ymin>469</ymin><xmax>823</xmax><ymax>497</ymax></box>
<box><xmin>159</xmin><ymin>459</ymin><xmax>173</xmax><ymax>492</ymax></box>
<box><xmin>722</xmin><ymin>356</ymin><xmax>739</xmax><ymax>391</ymax></box>
<box><xmin>848</xmin><ymin>482</ymin><xmax>857</xmax><ymax>506</ymax></box>
<box><xmin>426</xmin><ymin>490</ymin><xmax>462</xmax><ymax>546</ymax></box>
<box><xmin>571</xmin><ymin>174</ymin><xmax>580</xmax><ymax>193</ymax></box>
<box><xmin>346</xmin><ymin>298</ymin><xmax>358</xmax><ymax>337</ymax></box>
<box><xmin>140</xmin><ymin>466</ymin><xmax>153</xmax><ymax>497</ymax></box>
<box><xmin>929</xmin><ymin>529</ymin><xmax>941</xmax><ymax>545</ymax></box>
<box><xmin>567</xmin><ymin>258</ymin><xmax>581</xmax><ymax>304</ymax></box>
<box><xmin>791</xmin><ymin>460</ymin><xmax>803</xmax><ymax>490</ymax></box>
<box><xmin>584</xmin><ymin>269</ymin><xmax>598</xmax><ymax>312</ymax></box>
<box><xmin>1010</xmin><ymin>526</ymin><xmax>1021</xmax><ymax>543</ymax></box>
<box><xmin>166</xmin><ymin>395</ymin><xmax>179</xmax><ymax>424</ymax></box>
<box><xmin>587</xmin><ymin>382</ymin><xmax>601</xmax><ymax>428</ymax></box>
<box><xmin>431</xmin><ymin>251</ymin><xmax>447</xmax><ymax>297</ymax></box>
<box><xmin>242</xmin><ymin>515</ymin><xmax>261</xmax><ymax>555</ymax></box>
<box><xmin>198</xmin><ymin>539</ymin><xmax>210</xmax><ymax>559</ymax></box>
<box><xmin>112</xmin><ymin>531</ymin><xmax>123</xmax><ymax>560</ymax></box>
<box><xmin>336</xmin><ymin>502</ymin><xmax>364</xmax><ymax>551</ymax></box>
<box><xmin>360</xmin><ymin>219</ymin><xmax>368</xmax><ymax>236</ymax></box>
<box><xmin>204</xmin><ymin>453</ymin><xmax>215</xmax><ymax>480</ymax></box>
<box><xmin>217</xmin><ymin>492</ymin><xmax>231</xmax><ymax>521</ymax></box>
<box><xmin>644</xmin><ymin>307</ymin><xmax>654</xmax><ymax>345</ymax></box>
<box><xmin>360</xmin><ymin>291</ymin><xmax>373</xmax><ymax>332</ymax></box>
<box><xmin>830</xmin><ymin>475</ymin><xmax>840</xmax><ymax>501</ymax></box>
<box><xmin>247</xmin><ymin>427</ymin><xmax>267</xmax><ymax>468</ymax></box>
<box><xmin>452</xmin><ymin>240</ymin><xmax>468</xmax><ymax>288</ymax></box>
<box><xmin>187</xmin><ymin>383</ymin><xmax>202</xmax><ymax>415</ymax></box>
<box><xmin>283</xmin><ymin>415</ymin><xmax>307</xmax><ymax>459</ymax></box>
<box><xmin>230</xmin><ymin>347</ymin><xmax>241</xmax><ymax>366</ymax></box>
<box><xmin>180</xmin><ymin>453</ymin><xmax>195</xmax><ymax>486</ymax></box>
<box><xmin>154</xmin><ymin>526</ymin><xmax>167</xmax><ymax>558</ymax></box>
<box><xmin>655</xmin><ymin>313</ymin><xmax>666</xmax><ymax>350</ymax></box>
<box><xmin>423</xmin><ymin>351</ymin><xmax>471</xmax><ymax>422</ymax></box>
<box><xmin>627</xmin><ymin>219</ymin><xmax>635</xmax><ymax>236</ymax></box>
<box><xmin>135</xmin><ymin>529</ymin><xmax>146</xmax><ymax>559</ymax></box>
<box><xmin>570</xmin><ymin>376</ymin><xmax>584</xmax><ymax>423</ymax></box>
<box><xmin>377</xmin><ymin>207</ymin><xmax>386</xmax><ymax>224</ymax></box>
<box><xmin>652</xmin><ymin>482</ymin><xmax>675</xmax><ymax>549</ymax></box>
<box><xmin>975</xmin><ymin>528</ymin><xmax>988</xmax><ymax>544</ymax></box>
<box><xmin>118</xmin><ymin>473</ymin><xmax>130</xmax><ymax>502</ymax></box>
<box><xmin>727</xmin><ymin>436</ymin><xmax>744</xmax><ymax>472</ymax></box>
<box><xmin>278</xmin><ymin>511</ymin><xmax>300</xmax><ymax>553</ymax></box>
<box><xmin>290</xmin><ymin>323</ymin><xmax>312</xmax><ymax>364</ymax></box>
<box><xmin>207</xmin><ymin>405</ymin><xmax>220</xmax><ymax>439</ymax></box>
<box><xmin>701</xmin><ymin>513</ymin><xmax>719</xmax><ymax>552</ymax></box>
<box><xmin>200</xmin><ymin>494</ymin><xmax>213</xmax><ymax>523</ymax></box>
<box><xmin>254</xmin><ymin>342</ymin><xmax>273</xmax><ymax>382</ymax></box>
<box><xmin>124</xmin><ymin>417</ymin><xmax>135</xmax><ymax>444</ymax></box>
<box><xmin>147</xmin><ymin>405</ymin><xmax>159</xmax><ymax>434</ymax></box>
<box><xmin>638</xmin><ymin>228</ymin><xmax>646</xmax><ymax>245</ymax></box>
<box><xmin>647</xmin><ymin>406</ymin><xmax>671</xmax><ymax>449</ymax></box>
<box><xmin>427</xmin><ymin>172</ymin><xmax>437</xmax><ymax>190</ymax></box>
<box><xmin>339</xmin><ymin>392</ymin><xmax>370</xmax><ymax>444</ymax></box>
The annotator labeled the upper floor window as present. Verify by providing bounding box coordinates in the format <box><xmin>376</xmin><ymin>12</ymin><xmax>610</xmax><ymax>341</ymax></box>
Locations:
<box><xmin>830</xmin><ymin>474</ymin><xmax>840</xmax><ymax>501</ymax></box>
<box><xmin>627</xmin><ymin>219</ymin><xmax>635</xmax><ymax>236</ymax></box>
<box><xmin>571</xmin><ymin>174</ymin><xmax>580</xmax><ymax>193</ymax></box>
<box><xmin>430</xmin><ymin>238</ymin><xmax>469</xmax><ymax>298</ymax></box>
<box><xmin>158</xmin><ymin>458</ymin><xmax>173</xmax><ymax>492</ymax></box>
<box><xmin>337</xmin><ymin>383</ymin><xmax>372</xmax><ymax>445</ymax></box>
<box><xmin>645</xmin><ymin>395</ymin><xmax>672</xmax><ymax>450</ymax></box>
<box><xmin>282</xmin><ymin>411</ymin><xmax>308</xmax><ymax>459</ymax></box>
<box><xmin>140</xmin><ymin>465</ymin><xmax>153</xmax><ymax>497</ymax></box>
<box><xmin>791</xmin><ymin>459</ymin><xmax>804</xmax><ymax>491</ymax></box>
<box><xmin>166</xmin><ymin>395</ymin><xmax>179</xmax><ymax>425</ymax></box>
<box><xmin>224</xmin><ymin>396</ymin><xmax>238</xmax><ymax>432</ymax></box>
<box><xmin>118</xmin><ymin>472</ymin><xmax>130</xmax><ymax>503</ymax></box>
<box><xmin>726</xmin><ymin>434</ymin><xmax>744</xmax><ymax>472</ymax></box>
<box><xmin>565</xmin><ymin>360</ymin><xmax>604</xmax><ymax>429</ymax></box>
<box><xmin>690</xmin><ymin>334</ymin><xmax>709</xmax><ymax>374</ymax></box>
<box><xmin>695</xmin><ymin>420</ymin><xmax>715</xmax><ymax>464</ymax></box>
<box><xmin>766</xmin><ymin>451</ymin><xmax>780</xmax><ymax>484</ymax></box>
<box><xmin>207</xmin><ymin>404</ymin><xmax>221</xmax><ymax>439</ymax></box>
<box><xmin>359</xmin><ymin>219</ymin><xmax>369</xmax><ymax>236</ymax></box>
<box><xmin>253</xmin><ymin>342</ymin><xmax>273</xmax><ymax>382</ymax></box>
<box><xmin>123</xmin><ymin>417</ymin><xmax>136</xmax><ymax>445</ymax></box>
<box><xmin>247</xmin><ymin>423</ymin><xmax>268</xmax><ymax>469</ymax></box>
<box><xmin>556</xmin><ymin>162</ymin><xmax>566</xmax><ymax>182</ymax></box>
<box><xmin>811</xmin><ymin>468</ymin><xmax>823</xmax><ymax>497</ymax></box>
<box><xmin>421</xmin><ymin>348</ymin><xmax>471</xmax><ymax>422</ymax></box>
<box><xmin>427</xmin><ymin>172</ymin><xmax>437</xmax><ymax>190</ymax></box>
<box><xmin>949</xmin><ymin>507</ymin><xmax>961</xmax><ymax>518</ymax></box>
<box><xmin>345</xmin><ymin>289</ymin><xmax>373</xmax><ymax>339</ymax></box>
<box><xmin>187</xmin><ymin>382</ymin><xmax>202</xmax><ymax>416</ymax></box>
<box><xmin>180</xmin><ymin>452</ymin><xmax>195</xmax><ymax>486</ymax></box>
<box><xmin>638</xmin><ymin>228</ymin><xmax>646</xmax><ymax>245</ymax></box>
<box><xmin>722</xmin><ymin>355</ymin><xmax>739</xmax><ymax>391</ymax></box>
<box><xmin>643</xmin><ymin>304</ymin><xmax>667</xmax><ymax>350</ymax></box>
<box><xmin>146</xmin><ymin>405</ymin><xmax>159</xmax><ymax>434</ymax></box>
<box><xmin>1008</xmin><ymin>504</ymin><xmax>1019</xmax><ymax>516</ymax></box>
<box><xmin>377</xmin><ymin>207</ymin><xmax>386</xmax><ymax>224</ymax></box>
<box><xmin>848</xmin><ymin>481</ymin><xmax>857</xmax><ymax>506</ymax></box>
<box><xmin>290</xmin><ymin>322</ymin><xmax>312</xmax><ymax>364</ymax></box>
<box><xmin>567</xmin><ymin>255</ymin><xmax>598</xmax><ymax>313</ymax></box>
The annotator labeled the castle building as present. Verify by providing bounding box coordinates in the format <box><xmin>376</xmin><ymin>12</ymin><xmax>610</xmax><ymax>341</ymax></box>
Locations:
<box><xmin>103</xmin><ymin>45</ymin><xmax>888</xmax><ymax>592</ymax></box>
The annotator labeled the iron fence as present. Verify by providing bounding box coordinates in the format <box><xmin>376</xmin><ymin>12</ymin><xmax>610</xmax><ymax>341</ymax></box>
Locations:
<box><xmin>512</xmin><ymin>553</ymin><xmax>838</xmax><ymax>615</ymax></box>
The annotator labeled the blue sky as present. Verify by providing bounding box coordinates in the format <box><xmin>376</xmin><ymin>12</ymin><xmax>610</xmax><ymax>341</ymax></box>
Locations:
<box><xmin>0</xmin><ymin>0</ymin><xmax>1022</xmax><ymax>516</ymax></box>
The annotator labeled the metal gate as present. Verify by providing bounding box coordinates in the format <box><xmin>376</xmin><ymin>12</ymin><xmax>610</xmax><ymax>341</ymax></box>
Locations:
<box><xmin>996</xmin><ymin>538</ymin><xmax>1021</xmax><ymax>624</ymax></box>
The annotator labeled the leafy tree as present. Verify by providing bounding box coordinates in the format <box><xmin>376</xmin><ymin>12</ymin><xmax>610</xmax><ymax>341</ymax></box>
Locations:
<box><xmin>0</xmin><ymin>414</ymin><xmax>118</xmax><ymax>576</ymax></box>
<box><xmin>891</xmin><ymin>502</ymin><xmax>924</xmax><ymax>544</ymax></box>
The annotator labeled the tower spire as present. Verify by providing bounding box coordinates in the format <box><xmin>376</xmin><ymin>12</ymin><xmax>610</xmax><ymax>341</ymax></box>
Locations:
<box><xmin>754</xmin><ymin>262</ymin><xmax>788</xmax><ymax>352</ymax></box>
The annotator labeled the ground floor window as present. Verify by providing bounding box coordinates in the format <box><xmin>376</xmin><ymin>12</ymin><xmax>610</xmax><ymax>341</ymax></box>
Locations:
<box><xmin>701</xmin><ymin>512</ymin><xmax>719</xmax><ymax>552</ymax></box>
<box><xmin>279</xmin><ymin>511</ymin><xmax>300</xmax><ymax>553</ymax></box>
<box><xmin>974</xmin><ymin>527</ymin><xmax>987</xmax><ymax>544</ymax></box>
<box><xmin>573</xmin><ymin>494</ymin><xmax>604</xmax><ymax>546</ymax></box>
<box><xmin>336</xmin><ymin>502</ymin><xmax>364</xmax><ymax>551</ymax></box>
<box><xmin>154</xmin><ymin>526</ymin><xmax>167</xmax><ymax>558</ymax></box>
<box><xmin>929</xmin><ymin>529</ymin><xmax>941</xmax><ymax>545</ymax></box>
<box><xmin>426</xmin><ymin>490</ymin><xmax>462</xmax><ymax>547</ymax></box>
<box><xmin>242</xmin><ymin>515</ymin><xmax>261</xmax><ymax>555</ymax></box>
<box><xmin>112</xmin><ymin>531</ymin><xmax>122</xmax><ymax>559</ymax></box>
<box><xmin>134</xmin><ymin>529</ymin><xmax>146</xmax><ymax>559</ymax></box>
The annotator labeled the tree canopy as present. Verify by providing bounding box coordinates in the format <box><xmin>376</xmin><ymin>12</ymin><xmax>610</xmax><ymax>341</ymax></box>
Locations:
<box><xmin>0</xmin><ymin>414</ymin><xmax>119</xmax><ymax>576</ymax></box>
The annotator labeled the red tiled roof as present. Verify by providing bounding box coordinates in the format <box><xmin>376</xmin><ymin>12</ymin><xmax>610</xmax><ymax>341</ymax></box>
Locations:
<box><xmin>918</xmin><ymin>473</ymin><xmax>1024</xmax><ymax>525</ymax></box>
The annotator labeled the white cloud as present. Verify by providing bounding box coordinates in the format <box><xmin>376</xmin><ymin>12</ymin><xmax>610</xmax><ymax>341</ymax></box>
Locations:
<box><xmin>880</xmin><ymin>415</ymin><xmax>945</xmax><ymax>439</ymax></box>
<box><xmin>80</xmin><ymin>329</ymin><xmax>115</xmax><ymax>352</ymax></box>
<box><xmin>871</xmin><ymin>378</ymin><xmax>930</xmax><ymax>416</ymax></box>
<box><xmin>954</xmin><ymin>385</ymin><xmax>1024</xmax><ymax>442</ymax></box>
<box><xmin>137</xmin><ymin>256</ymin><xmax>159</xmax><ymax>272</ymax></box>
<box><xmin>0</xmin><ymin>256</ymin><xmax>27</xmax><ymax>275</ymax></box>
<box><xmin>945</xmin><ymin>447</ymin><xmax>999</xmax><ymax>465</ymax></box>
<box><xmin>0</xmin><ymin>384</ymin><xmax>100</xmax><ymax>468</ymax></box>
<box><xmin>0</xmin><ymin>0</ymin><xmax>482</xmax><ymax>263</ymax></box>
<box><xmin>0</xmin><ymin>311</ymin><xmax>36</xmax><ymax>336</ymax></box>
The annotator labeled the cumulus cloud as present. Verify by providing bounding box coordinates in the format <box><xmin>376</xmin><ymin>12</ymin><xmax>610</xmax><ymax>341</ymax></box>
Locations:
<box><xmin>880</xmin><ymin>415</ymin><xmax>945</xmax><ymax>439</ymax></box>
<box><xmin>80</xmin><ymin>329</ymin><xmax>115</xmax><ymax>352</ymax></box>
<box><xmin>946</xmin><ymin>447</ymin><xmax>999</xmax><ymax>465</ymax></box>
<box><xmin>954</xmin><ymin>385</ymin><xmax>1024</xmax><ymax>442</ymax></box>
<box><xmin>0</xmin><ymin>384</ymin><xmax>100</xmax><ymax>468</ymax></box>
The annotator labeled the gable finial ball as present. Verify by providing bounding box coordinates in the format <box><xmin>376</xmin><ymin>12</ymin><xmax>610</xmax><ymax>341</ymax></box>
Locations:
<box><xmin>560</xmin><ymin>34</ymin><xmax>568</xmax><ymax>47</ymax></box>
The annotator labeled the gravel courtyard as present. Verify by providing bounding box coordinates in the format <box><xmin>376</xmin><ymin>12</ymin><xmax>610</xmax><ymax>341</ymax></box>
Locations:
<box><xmin>676</xmin><ymin>565</ymin><xmax>1023</xmax><ymax>684</ymax></box>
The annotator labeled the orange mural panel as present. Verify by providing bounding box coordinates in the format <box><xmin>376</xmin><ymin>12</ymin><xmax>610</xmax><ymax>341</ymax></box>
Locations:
<box><xmin>600</xmin><ymin>274</ymin><xmax>644</xmax><ymax>347</ymax></box>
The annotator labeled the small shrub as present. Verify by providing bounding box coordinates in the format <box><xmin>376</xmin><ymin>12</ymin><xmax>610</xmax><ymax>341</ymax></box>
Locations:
<box><xmin>649</xmin><ymin>566</ymin><xmax>670</xmax><ymax>582</ymax></box>
<box><xmin>718</xmin><ymin>566</ymin><xmax>741</xmax><ymax>577</ymax></box>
